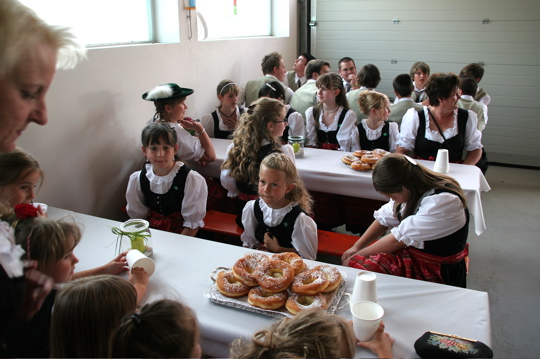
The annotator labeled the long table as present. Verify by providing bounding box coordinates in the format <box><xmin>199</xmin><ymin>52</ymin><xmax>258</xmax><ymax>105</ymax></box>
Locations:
<box><xmin>190</xmin><ymin>138</ymin><xmax>491</xmax><ymax>235</ymax></box>
<box><xmin>49</xmin><ymin>207</ymin><xmax>492</xmax><ymax>359</ymax></box>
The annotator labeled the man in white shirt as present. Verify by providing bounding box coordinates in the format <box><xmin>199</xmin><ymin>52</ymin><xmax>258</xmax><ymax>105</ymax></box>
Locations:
<box><xmin>290</xmin><ymin>59</ymin><xmax>331</xmax><ymax>120</ymax></box>
<box><xmin>284</xmin><ymin>53</ymin><xmax>315</xmax><ymax>91</ymax></box>
<box><xmin>238</xmin><ymin>52</ymin><xmax>294</xmax><ymax>106</ymax></box>
<box><xmin>338</xmin><ymin>57</ymin><xmax>358</xmax><ymax>93</ymax></box>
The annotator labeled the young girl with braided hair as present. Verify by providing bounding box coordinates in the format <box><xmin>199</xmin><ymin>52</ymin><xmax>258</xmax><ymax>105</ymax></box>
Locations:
<box><xmin>229</xmin><ymin>307</ymin><xmax>394</xmax><ymax>359</ymax></box>
<box><xmin>221</xmin><ymin>97</ymin><xmax>295</xmax><ymax>225</ymax></box>
<box><xmin>111</xmin><ymin>299</ymin><xmax>202</xmax><ymax>358</ymax></box>
<box><xmin>241</xmin><ymin>152</ymin><xmax>317</xmax><ymax>259</ymax></box>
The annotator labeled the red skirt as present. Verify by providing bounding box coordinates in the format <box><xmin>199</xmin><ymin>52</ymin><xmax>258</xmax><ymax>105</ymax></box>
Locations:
<box><xmin>348</xmin><ymin>245</ymin><xmax>469</xmax><ymax>287</ymax></box>
<box><xmin>147</xmin><ymin>210</ymin><xmax>185</xmax><ymax>234</ymax></box>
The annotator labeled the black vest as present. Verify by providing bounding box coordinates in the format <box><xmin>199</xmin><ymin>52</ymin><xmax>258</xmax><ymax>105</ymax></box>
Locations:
<box><xmin>235</xmin><ymin>144</ymin><xmax>279</xmax><ymax>196</ymax></box>
<box><xmin>357</xmin><ymin>121</ymin><xmax>390</xmax><ymax>151</ymax></box>
<box><xmin>140</xmin><ymin>164</ymin><xmax>191</xmax><ymax>216</ymax></box>
<box><xmin>280</xmin><ymin>106</ymin><xmax>298</xmax><ymax>143</ymax></box>
<box><xmin>398</xmin><ymin>188</ymin><xmax>469</xmax><ymax>257</ymax></box>
<box><xmin>415</xmin><ymin>109</ymin><xmax>468</xmax><ymax>162</ymax></box>
<box><xmin>253</xmin><ymin>199</ymin><xmax>303</xmax><ymax>249</ymax></box>
<box><xmin>316</xmin><ymin>107</ymin><xmax>348</xmax><ymax>145</ymax></box>
<box><xmin>211</xmin><ymin>107</ymin><xmax>244</xmax><ymax>139</ymax></box>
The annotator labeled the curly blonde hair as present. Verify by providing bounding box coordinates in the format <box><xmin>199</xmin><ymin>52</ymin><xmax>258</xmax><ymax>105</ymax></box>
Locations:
<box><xmin>221</xmin><ymin>97</ymin><xmax>285</xmax><ymax>187</ymax></box>
<box><xmin>260</xmin><ymin>153</ymin><xmax>313</xmax><ymax>215</ymax></box>
<box><xmin>229</xmin><ymin>308</ymin><xmax>356</xmax><ymax>359</ymax></box>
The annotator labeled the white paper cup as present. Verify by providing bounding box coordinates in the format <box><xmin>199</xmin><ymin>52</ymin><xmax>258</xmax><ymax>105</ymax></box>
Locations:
<box><xmin>350</xmin><ymin>271</ymin><xmax>377</xmax><ymax>309</ymax></box>
<box><xmin>32</xmin><ymin>202</ymin><xmax>48</xmax><ymax>214</ymax></box>
<box><xmin>351</xmin><ymin>301</ymin><xmax>384</xmax><ymax>342</ymax></box>
<box><xmin>126</xmin><ymin>249</ymin><xmax>155</xmax><ymax>277</ymax></box>
<box><xmin>433</xmin><ymin>149</ymin><xmax>450</xmax><ymax>174</ymax></box>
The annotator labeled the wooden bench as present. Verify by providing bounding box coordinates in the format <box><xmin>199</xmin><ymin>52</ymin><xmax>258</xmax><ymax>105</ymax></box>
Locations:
<box><xmin>203</xmin><ymin>210</ymin><xmax>359</xmax><ymax>258</ymax></box>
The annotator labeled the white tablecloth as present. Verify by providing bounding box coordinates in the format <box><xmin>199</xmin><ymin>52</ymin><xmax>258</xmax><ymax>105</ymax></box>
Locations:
<box><xmin>190</xmin><ymin>138</ymin><xmax>491</xmax><ymax>235</ymax></box>
<box><xmin>50</xmin><ymin>207</ymin><xmax>492</xmax><ymax>359</ymax></box>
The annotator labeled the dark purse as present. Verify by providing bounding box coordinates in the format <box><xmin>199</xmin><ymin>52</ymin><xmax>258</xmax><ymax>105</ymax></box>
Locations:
<box><xmin>414</xmin><ymin>331</ymin><xmax>494</xmax><ymax>358</ymax></box>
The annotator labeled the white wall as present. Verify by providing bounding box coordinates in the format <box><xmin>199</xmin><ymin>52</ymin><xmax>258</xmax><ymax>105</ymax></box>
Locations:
<box><xmin>313</xmin><ymin>0</ymin><xmax>540</xmax><ymax>167</ymax></box>
<box><xmin>18</xmin><ymin>1</ymin><xmax>298</xmax><ymax>220</ymax></box>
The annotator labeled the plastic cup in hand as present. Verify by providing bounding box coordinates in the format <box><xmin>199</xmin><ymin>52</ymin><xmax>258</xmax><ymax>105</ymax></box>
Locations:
<box><xmin>350</xmin><ymin>271</ymin><xmax>377</xmax><ymax>310</ymax></box>
<box><xmin>433</xmin><ymin>149</ymin><xmax>450</xmax><ymax>174</ymax></box>
<box><xmin>351</xmin><ymin>301</ymin><xmax>384</xmax><ymax>342</ymax></box>
<box><xmin>126</xmin><ymin>249</ymin><xmax>155</xmax><ymax>276</ymax></box>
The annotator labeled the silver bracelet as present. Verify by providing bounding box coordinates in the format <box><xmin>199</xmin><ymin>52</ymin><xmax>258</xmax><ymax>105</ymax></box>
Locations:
<box><xmin>196</xmin><ymin>128</ymin><xmax>206</xmax><ymax>136</ymax></box>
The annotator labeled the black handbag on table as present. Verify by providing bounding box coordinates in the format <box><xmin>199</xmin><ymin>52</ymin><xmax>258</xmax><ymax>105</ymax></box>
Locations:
<box><xmin>414</xmin><ymin>331</ymin><xmax>494</xmax><ymax>358</ymax></box>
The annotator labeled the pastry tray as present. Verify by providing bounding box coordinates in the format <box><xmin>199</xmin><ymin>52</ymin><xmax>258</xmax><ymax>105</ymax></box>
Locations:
<box><xmin>205</xmin><ymin>268</ymin><xmax>349</xmax><ymax>318</ymax></box>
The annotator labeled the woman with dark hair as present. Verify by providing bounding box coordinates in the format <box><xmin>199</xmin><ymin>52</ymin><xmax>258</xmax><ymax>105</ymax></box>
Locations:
<box><xmin>342</xmin><ymin>154</ymin><xmax>470</xmax><ymax>287</ymax></box>
<box><xmin>396</xmin><ymin>73</ymin><xmax>483</xmax><ymax>166</ymax></box>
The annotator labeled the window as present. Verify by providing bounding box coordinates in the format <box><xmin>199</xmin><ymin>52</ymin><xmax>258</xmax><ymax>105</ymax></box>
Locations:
<box><xmin>197</xmin><ymin>0</ymin><xmax>273</xmax><ymax>40</ymax></box>
<box><xmin>20</xmin><ymin>0</ymin><xmax>153</xmax><ymax>47</ymax></box>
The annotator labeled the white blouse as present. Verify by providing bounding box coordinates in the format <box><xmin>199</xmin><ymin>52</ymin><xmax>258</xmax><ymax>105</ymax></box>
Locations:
<box><xmin>147</xmin><ymin>120</ymin><xmax>205</xmax><ymax>162</ymax></box>
<box><xmin>0</xmin><ymin>222</ymin><xmax>25</xmax><ymax>278</ymax></box>
<box><xmin>397</xmin><ymin>107</ymin><xmax>483</xmax><ymax>152</ymax></box>
<box><xmin>350</xmin><ymin>119</ymin><xmax>400</xmax><ymax>152</ymax></box>
<box><xmin>220</xmin><ymin>142</ymin><xmax>296</xmax><ymax>198</ymax></box>
<box><xmin>241</xmin><ymin>199</ymin><xmax>318</xmax><ymax>260</ymax></box>
<box><xmin>126</xmin><ymin>162</ymin><xmax>207</xmax><ymax>229</ymax></box>
<box><xmin>375</xmin><ymin>190</ymin><xmax>467</xmax><ymax>249</ymax></box>
<box><xmin>305</xmin><ymin>106</ymin><xmax>357</xmax><ymax>151</ymax></box>
<box><xmin>200</xmin><ymin>106</ymin><xmax>242</xmax><ymax>138</ymax></box>
<box><xmin>286</xmin><ymin>105</ymin><xmax>306</xmax><ymax>138</ymax></box>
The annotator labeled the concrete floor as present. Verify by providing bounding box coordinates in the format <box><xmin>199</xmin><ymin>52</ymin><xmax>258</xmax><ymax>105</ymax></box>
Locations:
<box><xmin>466</xmin><ymin>165</ymin><xmax>540</xmax><ymax>358</ymax></box>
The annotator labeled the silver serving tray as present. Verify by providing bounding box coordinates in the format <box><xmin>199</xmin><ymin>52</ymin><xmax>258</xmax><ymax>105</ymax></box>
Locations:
<box><xmin>205</xmin><ymin>269</ymin><xmax>349</xmax><ymax>318</ymax></box>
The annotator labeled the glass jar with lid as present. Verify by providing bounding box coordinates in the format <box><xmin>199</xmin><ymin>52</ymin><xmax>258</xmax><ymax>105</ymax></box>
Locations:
<box><xmin>115</xmin><ymin>219</ymin><xmax>153</xmax><ymax>257</ymax></box>
<box><xmin>288</xmin><ymin>135</ymin><xmax>305</xmax><ymax>158</ymax></box>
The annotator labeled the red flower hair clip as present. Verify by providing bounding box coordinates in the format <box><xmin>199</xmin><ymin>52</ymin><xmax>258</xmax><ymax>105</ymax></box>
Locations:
<box><xmin>14</xmin><ymin>203</ymin><xmax>39</xmax><ymax>220</ymax></box>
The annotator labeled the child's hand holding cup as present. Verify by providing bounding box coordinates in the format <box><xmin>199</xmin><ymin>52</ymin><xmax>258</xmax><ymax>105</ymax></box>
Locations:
<box><xmin>126</xmin><ymin>249</ymin><xmax>155</xmax><ymax>277</ymax></box>
<box><xmin>351</xmin><ymin>301</ymin><xmax>385</xmax><ymax>342</ymax></box>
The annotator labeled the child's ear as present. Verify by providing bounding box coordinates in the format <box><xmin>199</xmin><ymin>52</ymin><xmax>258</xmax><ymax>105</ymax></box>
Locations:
<box><xmin>141</xmin><ymin>146</ymin><xmax>146</xmax><ymax>155</ymax></box>
<box><xmin>174</xmin><ymin>143</ymin><xmax>179</xmax><ymax>153</ymax></box>
<box><xmin>286</xmin><ymin>183</ymin><xmax>295</xmax><ymax>194</ymax></box>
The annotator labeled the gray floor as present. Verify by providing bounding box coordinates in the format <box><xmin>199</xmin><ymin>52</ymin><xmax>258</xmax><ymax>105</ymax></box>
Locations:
<box><xmin>466</xmin><ymin>165</ymin><xmax>540</xmax><ymax>358</ymax></box>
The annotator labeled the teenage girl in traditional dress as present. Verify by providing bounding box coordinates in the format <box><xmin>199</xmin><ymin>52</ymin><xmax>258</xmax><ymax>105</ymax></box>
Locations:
<box><xmin>342</xmin><ymin>154</ymin><xmax>470</xmax><ymax>287</ymax></box>
<box><xmin>241</xmin><ymin>153</ymin><xmax>317</xmax><ymax>260</ymax></box>
<box><xmin>200</xmin><ymin>80</ymin><xmax>243</xmax><ymax>139</ymax></box>
<box><xmin>305</xmin><ymin>72</ymin><xmax>356</xmax><ymax>151</ymax></box>
<box><xmin>220</xmin><ymin>97</ymin><xmax>295</xmax><ymax>226</ymax></box>
<box><xmin>126</xmin><ymin>122</ymin><xmax>207</xmax><ymax>236</ymax></box>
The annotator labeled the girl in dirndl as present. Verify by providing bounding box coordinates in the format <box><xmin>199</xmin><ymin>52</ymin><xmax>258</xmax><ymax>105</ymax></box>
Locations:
<box><xmin>341</xmin><ymin>153</ymin><xmax>470</xmax><ymax>287</ymax></box>
<box><xmin>220</xmin><ymin>97</ymin><xmax>295</xmax><ymax>227</ymax></box>
<box><xmin>126</xmin><ymin>122</ymin><xmax>207</xmax><ymax>236</ymax></box>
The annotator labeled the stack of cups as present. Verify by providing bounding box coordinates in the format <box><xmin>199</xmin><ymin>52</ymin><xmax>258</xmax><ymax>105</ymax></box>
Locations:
<box><xmin>433</xmin><ymin>148</ymin><xmax>450</xmax><ymax>174</ymax></box>
<box><xmin>126</xmin><ymin>249</ymin><xmax>156</xmax><ymax>277</ymax></box>
<box><xmin>350</xmin><ymin>271</ymin><xmax>384</xmax><ymax>342</ymax></box>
